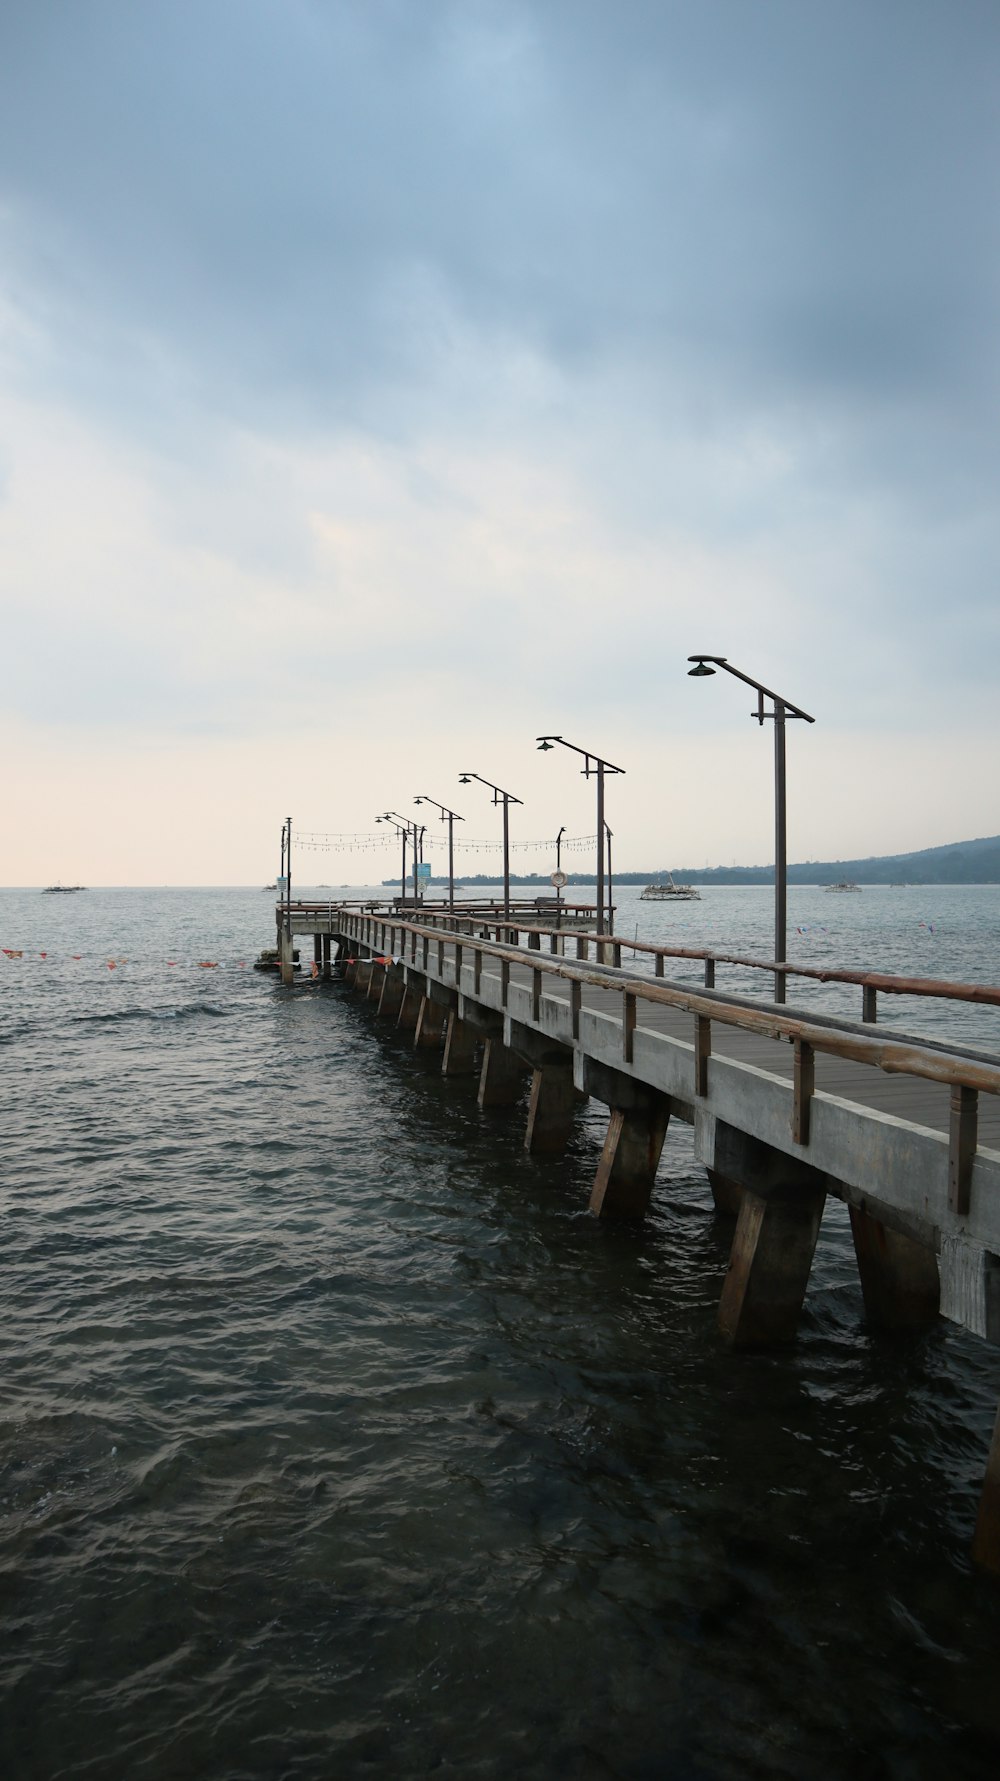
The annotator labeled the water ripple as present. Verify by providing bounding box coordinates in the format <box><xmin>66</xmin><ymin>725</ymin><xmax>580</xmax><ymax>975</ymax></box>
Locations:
<box><xmin>2</xmin><ymin>887</ymin><xmax>1000</xmax><ymax>1777</ymax></box>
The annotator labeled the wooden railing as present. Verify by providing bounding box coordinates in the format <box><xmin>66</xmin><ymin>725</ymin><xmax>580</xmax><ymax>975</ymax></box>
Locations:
<box><xmin>284</xmin><ymin>900</ymin><xmax>1000</xmax><ymax>1026</ymax></box>
<box><xmin>334</xmin><ymin>909</ymin><xmax>1000</xmax><ymax>1217</ymax></box>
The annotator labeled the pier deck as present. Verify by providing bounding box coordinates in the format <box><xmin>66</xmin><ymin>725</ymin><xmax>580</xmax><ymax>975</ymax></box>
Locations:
<box><xmin>273</xmin><ymin>898</ymin><xmax>1000</xmax><ymax>1575</ymax></box>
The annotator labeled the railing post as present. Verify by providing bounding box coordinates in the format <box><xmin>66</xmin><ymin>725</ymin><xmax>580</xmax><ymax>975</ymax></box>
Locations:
<box><xmin>793</xmin><ymin>1038</ymin><xmax>814</xmax><ymax>1145</ymax></box>
<box><xmin>862</xmin><ymin>984</ymin><xmax>877</xmax><ymax>1023</ymax></box>
<box><xmin>623</xmin><ymin>992</ymin><xmax>636</xmax><ymax>1063</ymax></box>
<box><xmin>704</xmin><ymin>959</ymin><xmax>715</xmax><ymax>989</ymax></box>
<box><xmin>571</xmin><ymin>980</ymin><xmax>582</xmax><ymax>1040</ymax></box>
<box><xmin>532</xmin><ymin>968</ymin><xmax>541</xmax><ymax>1023</ymax></box>
<box><xmin>695</xmin><ymin>1015</ymin><xmax>711</xmax><ymax>1096</ymax></box>
<box><xmin>949</xmin><ymin>1086</ymin><xmax>977</xmax><ymax>1215</ymax></box>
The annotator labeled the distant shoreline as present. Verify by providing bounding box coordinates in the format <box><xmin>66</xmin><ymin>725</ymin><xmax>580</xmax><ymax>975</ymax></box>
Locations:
<box><xmin>388</xmin><ymin>833</ymin><xmax>1000</xmax><ymax>889</ymax></box>
<box><xmin>382</xmin><ymin>873</ymin><xmax>1000</xmax><ymax>889</ymax></box>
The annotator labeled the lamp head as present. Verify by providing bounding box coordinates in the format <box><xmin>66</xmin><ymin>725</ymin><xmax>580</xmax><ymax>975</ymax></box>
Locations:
<box><xmin>458</xmin><ymin>774</ymin><xmax>472</xmax><ymax>784</ymax></box>
<box><xmin>536</xmin><ymin>738</ymin><xmax>555</xmax><ymax>751</ymax></box>
<box><xmin>413</xmin><ymin>797</ymin><xmax>423</xmax><ymax>805</ymax></box>
<box><xmin>687</xmin><ymin>658</ymin><xmax>716</xmax><ymax>678</ymax></box>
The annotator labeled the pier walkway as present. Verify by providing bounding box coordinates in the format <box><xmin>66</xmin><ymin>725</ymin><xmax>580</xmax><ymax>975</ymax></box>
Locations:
<box><xmin>273</xmin><ymin>898</ymin><xmax>1000</xmax><ymax>1575</ymax></box>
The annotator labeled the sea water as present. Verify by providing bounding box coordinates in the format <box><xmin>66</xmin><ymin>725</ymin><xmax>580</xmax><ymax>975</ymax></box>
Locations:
<box><xmin>2</xmin><ymin>884</ymin><xmax>1000</xmax><ymax>1779</ymax></box>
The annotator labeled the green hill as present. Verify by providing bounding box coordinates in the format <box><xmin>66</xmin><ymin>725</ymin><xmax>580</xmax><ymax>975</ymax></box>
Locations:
<box><xmin>404</xmin><ymin>835</ymin><xmax>1000</xmax><ymax>888</ymax></box>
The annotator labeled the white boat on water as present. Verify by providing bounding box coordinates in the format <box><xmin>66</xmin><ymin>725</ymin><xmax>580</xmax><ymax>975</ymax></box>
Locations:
<box><xmin>825</xmin><ymin>881</ymin><xmax>861</xmax><ymax>892</ymax></box>
<box><xmin>640</xmin><ymin>875</ymin><xmax>701</xmax><ymax>901</ymax></box>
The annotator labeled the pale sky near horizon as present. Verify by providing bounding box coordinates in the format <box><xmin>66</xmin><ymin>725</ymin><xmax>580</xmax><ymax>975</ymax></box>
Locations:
<box><xmin>1</xmin><ymin>0</ymin><xmax>997</xmax><ymax>885</ymax></box>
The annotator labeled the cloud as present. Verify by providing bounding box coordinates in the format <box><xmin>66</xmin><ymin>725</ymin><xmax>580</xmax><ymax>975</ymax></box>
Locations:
<box><xmin>0</xmin><ymin>0</ymin><xmax>997</xmax><ymax>878</ymax></box>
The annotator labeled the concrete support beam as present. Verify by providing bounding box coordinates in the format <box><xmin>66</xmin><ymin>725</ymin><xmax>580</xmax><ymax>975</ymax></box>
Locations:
<box><xmin>478</xmin><ymin>1037</ymin><xmax>529</xmax><ymax>1109</ymax></box>
<box><xmin>456</xmin><ymin>995</ymin><xmax>503</xmax><ymax>1038</ymax></box>
<box><xmin>589</xmin><ymin>1097</ymin><xmax>671</xmax><ymax>1218</ymax></box>
<box><xmin>321</xmin><ymin>935</ymin><xmax>331</xmax><ymax>980</ymax></box>
<box><xmin>718</xmin><ymin>1183</ymin><xmax>827</xmax><ymax>1348</ymax></box>
<box><xmin>367</xmin><ymin>961</ymin><xmax>387</xmax><ymax>1002</ymax></box>
<box><xmin>354</xmin><ymin>959</ymin><xmax>373</xmax><ymax>995</ymax></box>
<box><xmin>396</xmin><ymin>983</ymin><xmax>422</xmax><ymax>1031</ymax></box>
<box><xmin>505</xmin><ymin>1018</ymin><xmax>573</xmax><ymax>1074</ymax></box>
<box><xmin>280</xmin><ymin>928</ymin><xmax>295</xmax><ymax>986</ymax></box>
<box><xmin>443</xmin><ymin>1012</ymin><xmax>479</xmax><ymax>1077</ymax></box>
<box><xmin>972</xmin><ymin>1402</ymin><xmax>1000</xmax><ymax>1577</ymax></box>
<box><xmin>414</xmin><ymin>995</ymin><xmax>447</xmax><ymax>1050</ymax></box>
<box><xmin>707</xmin><ymin>1169</ymin><xmax>744</xmax><ymax>1217</ymax></box>
<box><xmin>575</xmin><ymin>1054</ymin><xmax>657</xmax><ymax>1113</ymax></box>
<box><xmin>938</xmin><ymin>1238</ymin><xmax>1000</xmax><ymax>1343</ymax></box>
<box><xmin>427</xmin><ymin>980</ymin><xmax>458</xmax><ymax>1014</ymax></box>
<box><xmin>524</xmin><ymin>1066</ymin><xmax>577</xmax><ymax>1156</ymax></box>
<box><xmin>377</xmin><ymin>969</ymin><xmax>406</xmax><ymax>1020</ymax></box>
<box><xmin>848</xmin><ymin>1205</ymin><xmax>940</xmax><ymax>1330</ymax></box>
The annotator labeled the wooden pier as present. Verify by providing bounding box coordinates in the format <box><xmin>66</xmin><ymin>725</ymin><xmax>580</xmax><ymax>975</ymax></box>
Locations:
<box><xmin>274</xmin><ymin>898</ymin><xmax>1000</xmax><ymax>1574</ymax></box>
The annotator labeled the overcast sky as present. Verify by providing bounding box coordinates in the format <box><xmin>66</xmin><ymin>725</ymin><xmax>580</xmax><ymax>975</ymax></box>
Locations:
<box><xmin>2</xmin><ymin>0</ymin><xmax>997</xmax><ymax>883</ymax></box>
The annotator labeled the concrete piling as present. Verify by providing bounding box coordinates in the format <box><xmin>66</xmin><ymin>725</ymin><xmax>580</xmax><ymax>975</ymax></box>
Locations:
<box><xmin>848</xmin><ymin>1205</ymin><xmax>940</xmax><ymax>1330</ymax></box>
<box><xmin>478</xmin><ymin>1037</ymin><xmax>528</xmax><ymax>1108</ymax></box>
<box><xmin>442</xmin><ymin>1013</ymin><xmax>479</xmax><ymax>1076</ymax></box>
<box><xmin>589</xmin><ymin>1098</ymin><xmax>671</xmax><ymax>1217</ymax></box>
<box><xmin>718</xmin><ymin>1182</ymin><xmax>827</xmax><ymax>1348</ymax></box>
<box><xmin>524</xmin><ymin>1065</ymin><xmax>577</xmax><ymax>1155</ymax></box>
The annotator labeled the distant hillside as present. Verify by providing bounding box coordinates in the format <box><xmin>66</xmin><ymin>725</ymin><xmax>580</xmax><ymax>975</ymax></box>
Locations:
<box><xmin>675</xmin><ymin>834</ymin><xmax>1000</xmax><ymax>886</ymax></box>
<box><xmin>402</xmin><ymin>835</ymin><xmax>1000</xmax><ymax>888</ymax></box>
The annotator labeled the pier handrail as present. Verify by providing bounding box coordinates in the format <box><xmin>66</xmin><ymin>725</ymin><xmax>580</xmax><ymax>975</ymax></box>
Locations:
<box><xmin>358</xmin><ymin>909</ymin><xmax>999</xmax><ymax>1206</ymax></box>
<box><xmin>344</xmin><ymin>912</ymin><xmax>1000</xmax><ymax>1095</ymax></box>
<box><xmin>283</xmin><ymin>900</ymin><xmax>1000</xmax><ymax>1021</ymax></box>
<box><xmin>576</xmin><ymin>931</ymin><xmax>1000</xmax><ymax>1013</ymax></box>
<box><xmin>328</xmin><ymin>906</ymin><xmax>1000</xmax><ymax>1210</ymax></box>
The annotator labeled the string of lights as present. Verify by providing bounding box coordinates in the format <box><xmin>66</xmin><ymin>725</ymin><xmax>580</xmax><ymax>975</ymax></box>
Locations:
<box><xmin>290</xmin><ymin>832</ymin><xmax>598</xmax><ymax>854</ymax></box>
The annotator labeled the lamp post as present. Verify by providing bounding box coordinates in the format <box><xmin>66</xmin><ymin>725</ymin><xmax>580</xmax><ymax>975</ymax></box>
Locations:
<box><xmin>414</xmin><ymin>796</ymin><xmax>464</xmax><ymax>912</ymax></box>
<box><xmin>536</xmin><ymin>737</ymin><xmax>625</xmax><ymax>936</ymax></box>
<box><xmin>458</xmin><ymin>773</ymin><xmax>522</xmax><ymax>920</ymax></box>
<box><xmin>376</xmin><ymin>814</ymin><xmax>408</xmax><ymax>903</ymax></box>
<box><xmin>554</xmin><ymin>825</ymin><xmax>566</xmax><ymax>918</ymax></box>
<box><xmin>687</xmin><ymin>655</ymin><xmax>814</xmax><ymax>1003</ymax></box>
<box><xmin>285</xmin><ymin>816</ymin><xmax>292</xmax><ymax>933</ymax></box>
<box><xmin>381</xmin><ymin>811</ymin><xmax>425</xmax><ymax>905</ymax></box>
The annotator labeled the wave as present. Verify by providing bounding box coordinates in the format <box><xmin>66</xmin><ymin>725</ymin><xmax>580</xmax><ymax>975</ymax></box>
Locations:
<box><xmin>71</xmin><ymin>1002</ymin><xmax>229</xmax><ymax>1026</ymax></box>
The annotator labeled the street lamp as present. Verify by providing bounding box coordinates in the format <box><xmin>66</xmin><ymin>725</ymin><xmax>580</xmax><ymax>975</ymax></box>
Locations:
<box><xmin>383</xmin><ymin>810</ymin><xmax>425</xmax><ymax>906</ymax></box>
<box><xmin>374</xmin><ymin>815</ymin><xmax>406</xmax><ymax>904</ymax></box>
<box><xmin>554</xmin><ymin>825</ymin><xmax>566</xmax><ymax>917</ymax></box>
<box><xmin>536</xmin><ymin>737</ymin><xmax>625</xmax><ymax>936</ymax></box>
<box><xmin>688</xmin><ymin>655</ymin><xmax>814</xmax><ymax>1003</ymax></box>
<box><xmin>414</xmin><ymin>796</ymin><xmax>464</xmax><ymax>913</ymax></box>
<box><xmin>458</xmin><ymin>773</ymin><xmax>522</xmax><ymax>919</ymax></box>
<box><xmin>283</xmin><ymin>816</ymin><xmax>293</xmax><ymax>931</ymax></box>
<box><xmin>374</xmin><ymin>815</ymin><xmax>401</xmax><ymax>904</ymax></box>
